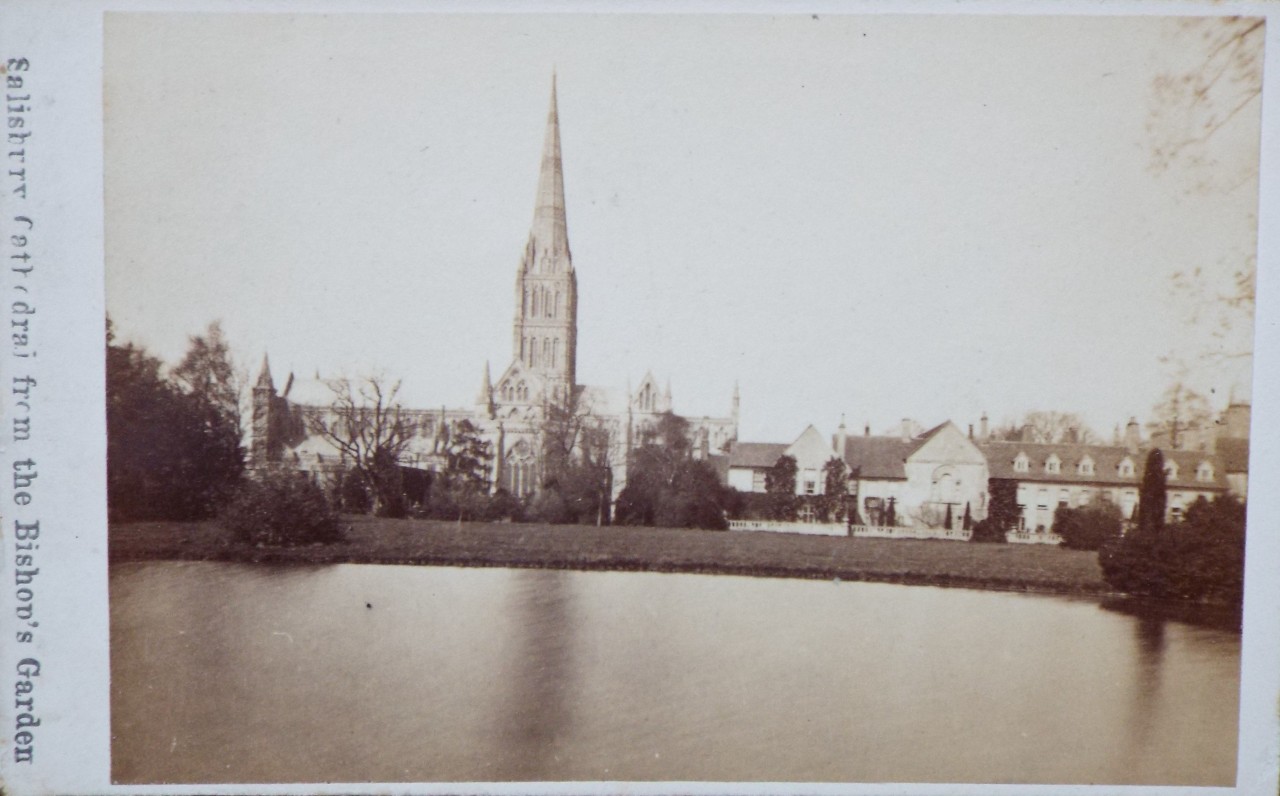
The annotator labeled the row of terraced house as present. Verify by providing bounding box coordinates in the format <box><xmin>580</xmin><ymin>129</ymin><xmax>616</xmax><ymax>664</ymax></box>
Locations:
<box><xmin>718</xmin><ymin>404</ymin><xmax>1250</xmax><ymax>543</ymax></box>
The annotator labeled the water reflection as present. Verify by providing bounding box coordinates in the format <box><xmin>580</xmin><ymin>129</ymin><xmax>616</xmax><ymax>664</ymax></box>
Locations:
<box><xmin>1100</xmin><ymin>595</ymin><xmax>1242</xmax><ymax>633</ymax></box>
<box><xmin>495</xmin><ymin>570</ymin><xmax>577</xmax><ymax>780</ymax></box>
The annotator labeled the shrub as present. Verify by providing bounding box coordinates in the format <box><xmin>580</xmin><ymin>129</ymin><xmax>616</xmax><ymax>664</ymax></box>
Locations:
<box><xmin>1099</xmin><ymin>495</ymin><xmax>1246</xmax><ymax>606</ymax></box>
<box><xmin>336</xmin><ymin>469</ymin><xmax>372</xmax><ymax>513</ymax></box>
<box><xmin>221</xmin><ymin>467</ymin><xmax>342</xmax><ymax>546</ymax></box>
<box><xmin>1053</xmin><ymin>503</ymin><xmax>1123</xmax><ymax>551</ymax></box>
<box><xmin>969</xmin><ymin>517</ymin><xmax>1007</xmax><ymax>544</ymax></box>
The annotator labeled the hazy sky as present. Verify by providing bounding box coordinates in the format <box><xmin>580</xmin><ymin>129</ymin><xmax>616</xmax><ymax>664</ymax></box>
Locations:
<box><xmin>105</xmin><ymin>12</ymin><xmax>1261</xmax><ymax>443</ymax></box>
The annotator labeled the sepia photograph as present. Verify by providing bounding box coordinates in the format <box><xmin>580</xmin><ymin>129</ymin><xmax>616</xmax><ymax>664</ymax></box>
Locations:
<box><xmin>96</xmin><ymin>9</ymin><xmax>1263</xmax><ymax>788</ymax></box>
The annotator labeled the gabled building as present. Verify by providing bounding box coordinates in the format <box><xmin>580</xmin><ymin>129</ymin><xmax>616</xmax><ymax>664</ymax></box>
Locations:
<box><xmin>727</xmin><ymin>419</ymin><xmax>989</xmax><ymax>529</ymax></box>
<box><xmin>838</xmin><ymin>420</ymin><xmax>988</xmax><ymax>527</ymax></box>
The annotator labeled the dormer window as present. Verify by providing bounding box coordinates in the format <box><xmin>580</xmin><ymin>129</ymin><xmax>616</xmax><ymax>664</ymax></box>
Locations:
<box><xmin>1077</xmin><ymin>456</ymin><xmax>1095</xmax><ymax>476</ymax></box>
<box><xmin>1014</xmin><ymin>453</ymin><xmax>1030</xmax><ymax>473</ymax></box>
<box><xmin>1045</xmin><ymin>454</ymin><xmax>1061</xmax><ymax>474</ymax></box>
<box><xmin>1118</xmin><ymin>457</ymin><xmax>1135</xmax><ymax>477</ymax></box>
<box><xmin>1196</xmin><ymin>461</ymin><xmax>1214</xmax><ymax>482</ymax></box>
<box><xmin>1165</xmin><ymin>461</ymin><xmax>1180</xmax><ymax>480</ymax></box>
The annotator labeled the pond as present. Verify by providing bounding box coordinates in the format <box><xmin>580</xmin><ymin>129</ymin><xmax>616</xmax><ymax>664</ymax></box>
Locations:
<box><xmin>110</xmin><ymin>561</ymin><xmax>1240</xmax><ymax>785</ymax></box>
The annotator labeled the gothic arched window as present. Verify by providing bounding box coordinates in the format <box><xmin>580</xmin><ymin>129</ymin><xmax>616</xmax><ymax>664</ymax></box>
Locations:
<box><xmin>553</xmin><ymin>338</ymin><xmax>561</xmax><ymax>369</ymax></box>
<box><xmin>532</xmin><ymin>290</ymin><xmax>540</xmax><ymax>317</ymax></box>
<box><xmin>542</xmin><ymin>338</ymin><xmax>551</xmax><ymax>365</ymax></box>
<box><xmin>554</xmin><ymin>291</ymin><xmax>561</xmax><ymax>318</ymax></box>
<box><xmin>530</xmin><ymin>338</ymin><xmax>539</xmax><ymax>367</ymax></box>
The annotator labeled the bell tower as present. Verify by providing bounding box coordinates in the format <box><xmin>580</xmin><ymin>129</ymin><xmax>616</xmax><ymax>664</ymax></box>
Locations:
<box><xmin>512</xmin><ymin>73</ymin><xmax>578</xmax><ymax>403</ymax></box>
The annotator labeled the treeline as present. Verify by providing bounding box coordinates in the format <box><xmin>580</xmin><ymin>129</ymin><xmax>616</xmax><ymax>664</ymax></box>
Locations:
<box><xmin>1099</xmin><ymin>449</ymin><xmax>1246</xmax><ymax>606</ymax></box>
<box><xmin>107</xmin><ymin>319</ymin><xmax>244</xmax><ymax>522</ymax></box>
<box><xmin>106</xmin><ymin>320</ymin><xmax>738</xmax><ymax>540</ymax></box>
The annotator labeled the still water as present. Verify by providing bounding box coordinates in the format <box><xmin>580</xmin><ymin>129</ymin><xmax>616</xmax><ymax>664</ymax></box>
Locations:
<box><xmin>110</xmin><ymin>561</ymin><xmax>1240</xmax><ymax>785</ymax></box>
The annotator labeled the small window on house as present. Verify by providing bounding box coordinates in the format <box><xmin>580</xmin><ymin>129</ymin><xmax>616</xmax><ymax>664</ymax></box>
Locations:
<box><xmin>752</xmin><ymin>470</ymin><xmax>767</xmax><ymax>492</ymax></box>
<box><xmin>1165</xmin><ymin>461</ymin><xmax>1180</xmax><ymax>480</ymax></box>
<box><xmin>1078</xmin><ymin>456</ymin><xmax>1095</xmax><ymax>476</ymax></box>
<box><xmin>1046</xmin><ymin>455</ymin><xmax>1061</xmax><ymax>474</ymax></box>
<box><xmin>1196</xmin><ymin>462</ymin><xmax>1214</xmax><ymax>482</ymax></box>
<box><xmin>1014</xmin><ymin>453</ymin><xmax>1030</xmax><ymax>473</ymax></box>
<box><xmin>1118</xmin><ymin>458</ymin><xmax>1134</xmax><ymax>477</ymax></box>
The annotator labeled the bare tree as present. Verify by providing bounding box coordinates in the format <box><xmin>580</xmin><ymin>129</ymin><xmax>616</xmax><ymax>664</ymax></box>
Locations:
<box><xmin>989</xmin><ymin>412</ymin><xmax>1098</xmax><ymax>444</ymax></box>
<box><xmin>1019</xmin><ymin>411</ymin><xmax>1100</xmax><ymax>445</ymax></box>
<box><xmin>309</xmin><ymin>374</ymin><xmax>416</xmax><ymax>515</ymax></box>
<box><xmin>1147</xmin><ymin>382</ymin><xmax>1215</xmax><ymax>450</ymax></box>
<box><xmin>539</xmin><ymin>389</ymin><xmax>616</xmax><ymax>525</ymax></box>
<box><xmin>1147</xmin><ymin>16</ymin><xmax>1264</xmax><ymax>180</ymax></box>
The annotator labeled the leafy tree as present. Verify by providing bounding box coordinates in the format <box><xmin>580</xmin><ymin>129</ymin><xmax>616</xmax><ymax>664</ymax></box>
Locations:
<box><xmin>308</xmin><ymin>375</ymin><xmax>416</xmax><ymax>517</ymax></box>
<box><xmin>1136</xmin><ymin>449</ymin><xmax>1168</xmax><ymax>535</ymax></box>
<box><xmin>427</xmin><ymin>419</ymin><xmax>495</xmax><ymax>521</ymax></box>
<box><xmin>884</xmin><ymin>497</ymin><xmax>897</xmax><ymax>528</ymax></box>
<box><xmin>988</xmin><ymin>479</ymin><xmax>1019</xmax><ymax>531</ymax></box>
<box><xmin>1052</xmin><ymin>502</ymin><xmax>1123</xmax><ymax>551</ymax></box>
<box><xmin>614</xmin><ymin>411</ymin><xmax>730</xmax><ymax>530</ymax></box>
<box><xmin>944</xmin><ymin>503</ymin><xmax>954</xmax><ymax>530</ymax></box>
<box><xmin>972</xmin><ymin>479</ymin><xmax>1018</xmax><ymax>543</ymax></box>
<box><xmin>962</xmin><ymin>502</ymin><xmax>972</xmax><ymax>531</ymax></box>
<box><xmin>170</xmin><ymin>320</ymin><xmax>244</xmax><ymax>432</ymax></box>
<box><xmin>1100</xmin><ymin>494</ymin><xmax>1245</xmax><ymax>606</ymax></box>
<box><xmin>764</xmin><ymin>455</ymin><xmax>798</xmax><ymax>521</ymax></box>
<box><xmin>106</xmin><ymin>320</ymin><xmax>244</xmax><ymax>521</ymax></box>
<box><xmin>821</xmin><ymin>456</ymin><xmax>849</xmax><ymax>523</ymax></box>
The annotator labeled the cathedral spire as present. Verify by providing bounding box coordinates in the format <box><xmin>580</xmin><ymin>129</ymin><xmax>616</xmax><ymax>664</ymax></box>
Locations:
<box><xmin>527</xmin><ymin>71</ymin><xmax>571</xmax><ymax>271</ymax></box>
<box><xmin>511</xmin><ymin>71</ymin><xmax>578</xmax><ymax>394</ymax></box>
<box><xmin>255</xmin><ymin>353</ymin><xmax>274</xmax><ymax>391</ymax></box>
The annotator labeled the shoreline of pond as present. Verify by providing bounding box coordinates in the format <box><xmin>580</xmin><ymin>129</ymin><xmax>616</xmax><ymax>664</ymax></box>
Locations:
<box><xmin>111</xmin><ymin>516</ymin><xmax>1117</xmax><ymax>596</ymax></box>
<box><xmin>110</xmin><ymin>517</ymin><xmax>1243</xmax><ymax>630</ymax></box>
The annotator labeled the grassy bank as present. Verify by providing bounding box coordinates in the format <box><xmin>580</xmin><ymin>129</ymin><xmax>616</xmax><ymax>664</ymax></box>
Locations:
<box><xmin>110</xmin><ymin>517</ymin><xmax>1111</xmax><ymax>596</ymax></box>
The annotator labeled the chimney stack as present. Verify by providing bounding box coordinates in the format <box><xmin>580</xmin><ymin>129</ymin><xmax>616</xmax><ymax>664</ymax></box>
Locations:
<box><xmin>980</xmin><ymin>412</ymin><xmax>989</xmax><ymax>441</ymax></box>
<box><xmin>836</xmin><ymin>415</ymin><xmax>847</xmax><ymax>457</ymax></box>
<box><xmin>968</xmin><ymin>423</ymin><xmax>974</xmax><ymax>440</ymax></box>
<box><xmin>864</xmin><ymin>423</ymin><xmax>870</xmax><ymax>437</ymax></box>
<box><xmin>1125</xmin><ymin>417</ymin><xmax>1141</xmax><ymax>454</ymax></box>
<box><xmin>901</xmin><ymin>418</ymin><xmax>912</xmax><ymax>442</ymax></box>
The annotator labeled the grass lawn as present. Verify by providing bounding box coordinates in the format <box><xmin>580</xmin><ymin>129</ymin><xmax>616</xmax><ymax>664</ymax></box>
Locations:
<box><xmin>110</xmin><ymin>516</ymin><xmax>1110</xmax><ymax>596</ymax></box>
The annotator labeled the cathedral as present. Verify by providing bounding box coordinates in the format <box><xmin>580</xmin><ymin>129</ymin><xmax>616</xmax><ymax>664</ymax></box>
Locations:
<box><xmin>248</xmin><ymin>75</ymin><xmax>740</xmax><ymax>500</ymax></box>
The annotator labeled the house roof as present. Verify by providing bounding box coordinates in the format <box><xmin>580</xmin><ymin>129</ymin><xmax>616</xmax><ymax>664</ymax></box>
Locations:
<box><xmin>980</xmin><ymin>440</ymin><xmax>1225</xmax><ymax>490</ymax></box>
<box><xmin>727</xmin><ymin>441</ymin><xmax>789</xmax><ymax>469</ymax></box>
<box><xmin>838</xmin><ymin>436</ymin><xmax>917</xmax><ymax>480</ymax></box>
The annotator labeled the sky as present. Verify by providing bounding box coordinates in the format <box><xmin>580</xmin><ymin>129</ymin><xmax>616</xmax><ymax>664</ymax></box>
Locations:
<box><xmin>104</xmin><ymin>12</ymin><xmax>1262</xmax><ymax>443</ymax></box>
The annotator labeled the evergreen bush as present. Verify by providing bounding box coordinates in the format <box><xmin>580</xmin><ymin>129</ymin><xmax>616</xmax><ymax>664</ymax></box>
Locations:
<box><xmin>1053</xmin><ymin>503</ymin><xmax>1123</xmax><ymax>551</ymax></box>
<box><xmin>221</xmin><ymin>467</ymin><xmax>342</xmax><ymax>546</ymax></box>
